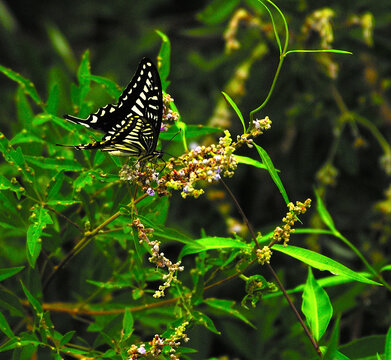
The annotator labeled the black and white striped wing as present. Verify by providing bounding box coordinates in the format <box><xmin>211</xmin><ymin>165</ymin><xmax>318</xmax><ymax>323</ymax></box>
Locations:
<box><xmin>73</xmin><ymin>115</ymin><xmax>155</xmax><ymax>157</ymax></box>
<box><xmin>64</xmin><ymin>57</ymin><xmax>162</xmax><ymax>136</ymax></box>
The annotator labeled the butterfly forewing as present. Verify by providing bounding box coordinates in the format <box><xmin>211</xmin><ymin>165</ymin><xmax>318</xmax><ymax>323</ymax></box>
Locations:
<box><xmin>62</xmin><ymin>58</ymin><xmax>163</xmax><ymax>159</ymax></box>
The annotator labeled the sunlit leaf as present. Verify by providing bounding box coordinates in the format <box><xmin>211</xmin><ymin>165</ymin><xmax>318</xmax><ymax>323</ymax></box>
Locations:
<box><xmin>180</xmin><ymin>236</ymin><xmax>248</xmax><ymax>258</ymax></box>
<box><xmin>302</xmin><ymin>268</ymin><xmax>333</xmax><ymax>342</ymax></box>
<box><xmin>156</xmin><ymin>30</ymin><xmax>171</xmax><ymax>90</ymax></box>
<box><xmin>122</xmin><ymin>309</ymin><xmax>134</xmax><ymax>341</ymax></box>
<box><xmin>25</xmin><ymin>155</ymin><xmax>84</xmax><ymax>171</ymax></box>
<box><xmin>234</xmin><ymin>154</ymin><xmax>267</xmax><ymax>170</ymax></box>
<box><xmin>0</xmin><ymin>175</ymin><xmax>24</xmax><ymax>198</ymax></box>
<box><xmin>315</xmin><ymin>189</ymin><xmax>337</xmax><ymax>233</ymax></box>
<box><xmin>0</xmin><ymin>311</ymin><xmax>14</xmax><ymax>338</ymax></box>
<box><xmin>324</xmin><ymin>317</ymin><xmax>340</xmax><ymax>360</ymax></box>
<box><xmin>85</xmin><ymin>74</ymin><xmax>122</xmax><ymax>99</ymax></box>
<box><xmin>59</xmin><ymin>331</ymin><xmax>76</xmax><ymax>347</ymax></box>
<box><xmin>0</xmin><ymin>266</ymin><xmax>24</xmax><ymax>282</ymax></box>
<box><xmin>20</xmin><ymin>280</ymin><xmax>42</xmax><ymax>315</ymax></box>
<box><xmin>193</xmin><ymin>311</ymin><xmax>220</xmax><ymax>334</ymax></box>
<box><xmin>27</xmin><ymin>207</ymin><xmax>53</xmax><ymax>267</ymax></box>
<box><xmin>254</xmin><ymin>143</ymin><xmax>289</xmax><ymax>204</ymax></box>
<box><xmin>0</xmin><ymin>65</ymin><xmax>41</xmax><ymax>104</ymax></box>
<box><xmin>222</xmin><ymin>91</ymin><xmax>246</xmax><ymax>132</ymax></box>
<box><xmin>273</xmin><ymin>244</ymin><xmax>381</xmax><ymax>285</ymax></box>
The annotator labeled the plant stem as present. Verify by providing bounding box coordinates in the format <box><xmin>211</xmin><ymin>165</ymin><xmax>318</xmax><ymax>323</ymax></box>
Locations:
<box><xmin>220</xmin><ymin>178</ymin><xmax>321</xmax><ymax>358</ymax></box>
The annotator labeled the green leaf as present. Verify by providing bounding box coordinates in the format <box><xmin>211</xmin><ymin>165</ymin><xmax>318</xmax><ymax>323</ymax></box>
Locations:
<box><xmin>180</xmin><ymin>236</ymin><xmax>248</xmax><ymax>258</ymax></box>
<box><xmin>47</xmin><ymin>171</ymin><xmax>65</xmax><ymax>201</ymax></box>
<box><xmin>234</xmin><ymin>154</ymin><xmax>267</xmax><ymax>170</ymax></box>
<box><xmin>0</xmin><ymin>133</ymin><xmax>34</xmax><ymax>183</ymax></box>
<box><xmin>122</xmin><ymin>308</ymin><xmax>134</xmax><ymax>340</ymax></box>
<box><xmin>10</xmin><ymin>131</ymin><xmax>44</xmax><ymax>146</ymax></box>
<box><xmin>46</xmin><ymin>82</ymin><xmax>60</xmax><ymax>115</ymax></box>
<box><xmin>0</xmin><ymin>175</ymin><xmax>24</xmax><ymax>198</ymax></box>
<box><xmin>159</xmin><ymin>125</ymin><xmax>222</xmax><ymax>141</ymax></box>
<box><xmin>380</xmin><ymin>265</ymin><xmax>391</xmax><ymax>273</ymax></box>
<box><xmin>156</xmin><ymin>30</ymin><xmax>171</xmax><ymax>91</ymax></box>
<box><xmin>315</xmin><ymin>189</ymin><xmax>337</xmax><ymax>233</ymax></box>
<box><xmin>27</xmin><ymin>207</ymin><xmax>53</xmax><ymax>267</ymax></box>
<box><xmin>34</xmin><ymin>113</ymin><xmax>74</xmax><ymax>131</ymax></box>
<box><xmin>0</xmin><ymin>65</ymin><xmax>41</xmax><ymax>104</ymax></box>
<box><xmin>0</xmin><ymin>311</ymin><xmax>14</xmax><ymax>338</ymax></box>
<box><xmin>340</xmin><ymin>335</ymin><xmax>386</xmax><ymax>360</ymax></box>
<box><xmin>0</xmin><ymin>266</ymin><xmax>24</xmax><ymax>282</ymax></box>
<box><xmin>254</xmin><ymin>143</ymin><xmax>289</xmax><ymax>204</ymax></box>
<box><xmin>385</xmin><ymin>326</ymin><xmax>391</xmax><ymax>360</ymax></box>
<box><xmin>272</xmin><ymin>244</ymin><xmax>381</xmax><ymax>286</ymax></box>
<box><xmin>59</xmin><ymin>331</ymin><xmax>76</xmax><ymax>347</ymax></box>
<box><xmin>16</xmin><ymin>87</ymin><xmax>34</xmax><ymax>128</ymax></box>
<box><xmin>285</xmin><ymin>49</ymin><xmax>353</xmax><ymax>56</ymax></box>
<box><xmin>197</xmin><ymin>0</ymin><xmax>240</xmax><ymax>25</ymax></box>
<box><xmin>204</xmin><ymin>298</ymin><xmax>255</xmax><ymax>328</ymax></box>
<box><xmin>86</xmin><ymin>74</ymin><xmax>122</xmax><ymax>99</ymax></box>
<box><xmin>77</xmin><ymin>49</ymin><xmax>91</xmax><ymax>105</ymax></box>
<box><xmin>25</xmin><ymin>155</ymin><xmax>84</xmax><ymax>171</ymax></box>
<box><xmin>221</xmin><ymin>91</ymin><xmax>246</xmax><ymax>133</ymax></box>
<box><xmin>46</xmin><ymin>200</ymin><xmax>81</xmax><ymax>207</ymax></box>
<box><xmin>324</xmin><ymin>317</ymin><xmax>340</xmax><ymax>360</ymax></box>
<box><xmin>302</xmin><ymin>268</ymin><xmax>333</xmax><ymax>342</ymax></box>
<box><xmin>193</xmin><ymin>311</ymin><xmax>220</xmax><ymax>335</ymax></box>
<box><xmin>20</xmin><ymin>280</ymin><xmax>42</xmax><ymax>315</ymax></box>
<box><xmin>46</xmin><ymin>24</ymin><xmax>77</xmax><ymax>71</ymax></box>
<box><xmin>137</xmin><ymin>215</ymin><xmax>193</xmax><ymax>244</ymax></box>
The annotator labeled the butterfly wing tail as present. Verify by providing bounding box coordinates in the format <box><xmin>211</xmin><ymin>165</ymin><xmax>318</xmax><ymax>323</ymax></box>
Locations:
<box><xmin>64</xmin><ymin>114</ymin><xmax>94</xmax><ymax>129</ymax></box>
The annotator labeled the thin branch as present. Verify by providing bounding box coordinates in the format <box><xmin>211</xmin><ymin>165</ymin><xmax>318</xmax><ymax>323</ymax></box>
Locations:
<box><xmin>45</xmin><ymin>205</ymin><xmax>83</xmax><ymax>232</ymax></box>
<box><xmin>220</xmin><ymin>177</ymin><xmax>322</xmax><ymax>358</ymax></box>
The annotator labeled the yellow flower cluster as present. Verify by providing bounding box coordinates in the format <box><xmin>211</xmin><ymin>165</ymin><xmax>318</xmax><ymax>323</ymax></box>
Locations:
<box><xmin>272</xmin><ymin>199</ymin><xmax>312</xmax><ymax>246</ymax></box>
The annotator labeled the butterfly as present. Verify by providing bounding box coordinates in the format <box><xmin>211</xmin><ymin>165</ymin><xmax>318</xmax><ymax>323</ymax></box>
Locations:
<box><xmin>60</xmin><ymin>57</ymin><xmax>163</xmax><ymax>162</ymax></box>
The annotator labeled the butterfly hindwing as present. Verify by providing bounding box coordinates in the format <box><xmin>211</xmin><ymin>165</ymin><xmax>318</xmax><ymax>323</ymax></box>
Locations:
<box><xmin>62</xmin><ymin>58</ymin><xmax>163</xmax><ymax>159</ymax></box>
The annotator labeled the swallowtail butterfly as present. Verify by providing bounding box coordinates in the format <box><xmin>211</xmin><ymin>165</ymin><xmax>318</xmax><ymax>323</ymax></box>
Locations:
<box><xmin>61</xmin><ymin>57</ymin><xmax>163</xmax><ymax>161</ymax></box>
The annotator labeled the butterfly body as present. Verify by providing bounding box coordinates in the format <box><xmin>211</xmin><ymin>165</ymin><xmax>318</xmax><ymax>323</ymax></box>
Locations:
<box><xmin>61</xmin><ymin>58</ymin><xmax>163</xmax><ymax>161</ymax></box>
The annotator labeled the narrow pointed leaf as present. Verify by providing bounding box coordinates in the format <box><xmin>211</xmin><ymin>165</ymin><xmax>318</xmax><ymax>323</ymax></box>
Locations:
<box><xmin>324</xmin><ymin>317</ymin><xmax>340</xmax><ymax>360</ymax></box>
<box><xmin>204</xmin><ymin>298</ymin><xmax>255</xmax><ymax>328</ymax></box>
<box><xmin>20</xmin><ymin>280</ymin><xmax>42</xmax><ymax>315</ymax></box>
<box><xmin>25</xmin><ymin>155</ymin><xmax>84</xmax><ymax>171</ymax></box>
<box><xmin>180</xmin><ymin>236</ymin><xmax>248</xmax><ymax>258</ymax></box>
<box><xmin>122</xmin><ymin>308</ymin><xmax>134</xmax><ymax>340</ymax></box>
<box><xmin>221</xmin><ymin>91</ymin><xmax>245</xmax><ymax>132</ymax></box>
<box><xmin>315</xmin><ymin>189</ymin><xmax>337</xmax><ymax>232</ymax></box>
<box><xmin>302</xmin><ymin>268</ymin><xmax>333</xmax><ymax>341</ymax></box>
<box><xmin>273</xmin><ymin>244</ymin><xmax>381</xmax><ymax>285</ymax></box>
<box><xmin>27</xmin><ymin>207</ymin><xmax>53</xmax><ymax>267</ymax></box>
<box><xmin>254</xmin><ymin>143</ymin><xmax>289</xmax><ymax>204</ymax></box>
<box><xmin>0</xmin><ymin>65</ymin><xmax>41</xmax><ymax>104</ymax></box>
<box><xmin>234</xmin><ymin>155</ymin><xmax>267</xmax><ymax>170</ymax></box>
<box><xmin>156</xmin><ymin>30</ymin><xmax>171</xmax><ymax>90</ymax></box>
<box><xmin>0</xmin><ymin>311</ymin><xmax>14</xmax><ymax>338</ymax></box>
<box><xmin>0</xmin><ymin>266</ymin><xmax>24</xmax><ymax>282</ymax></box>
